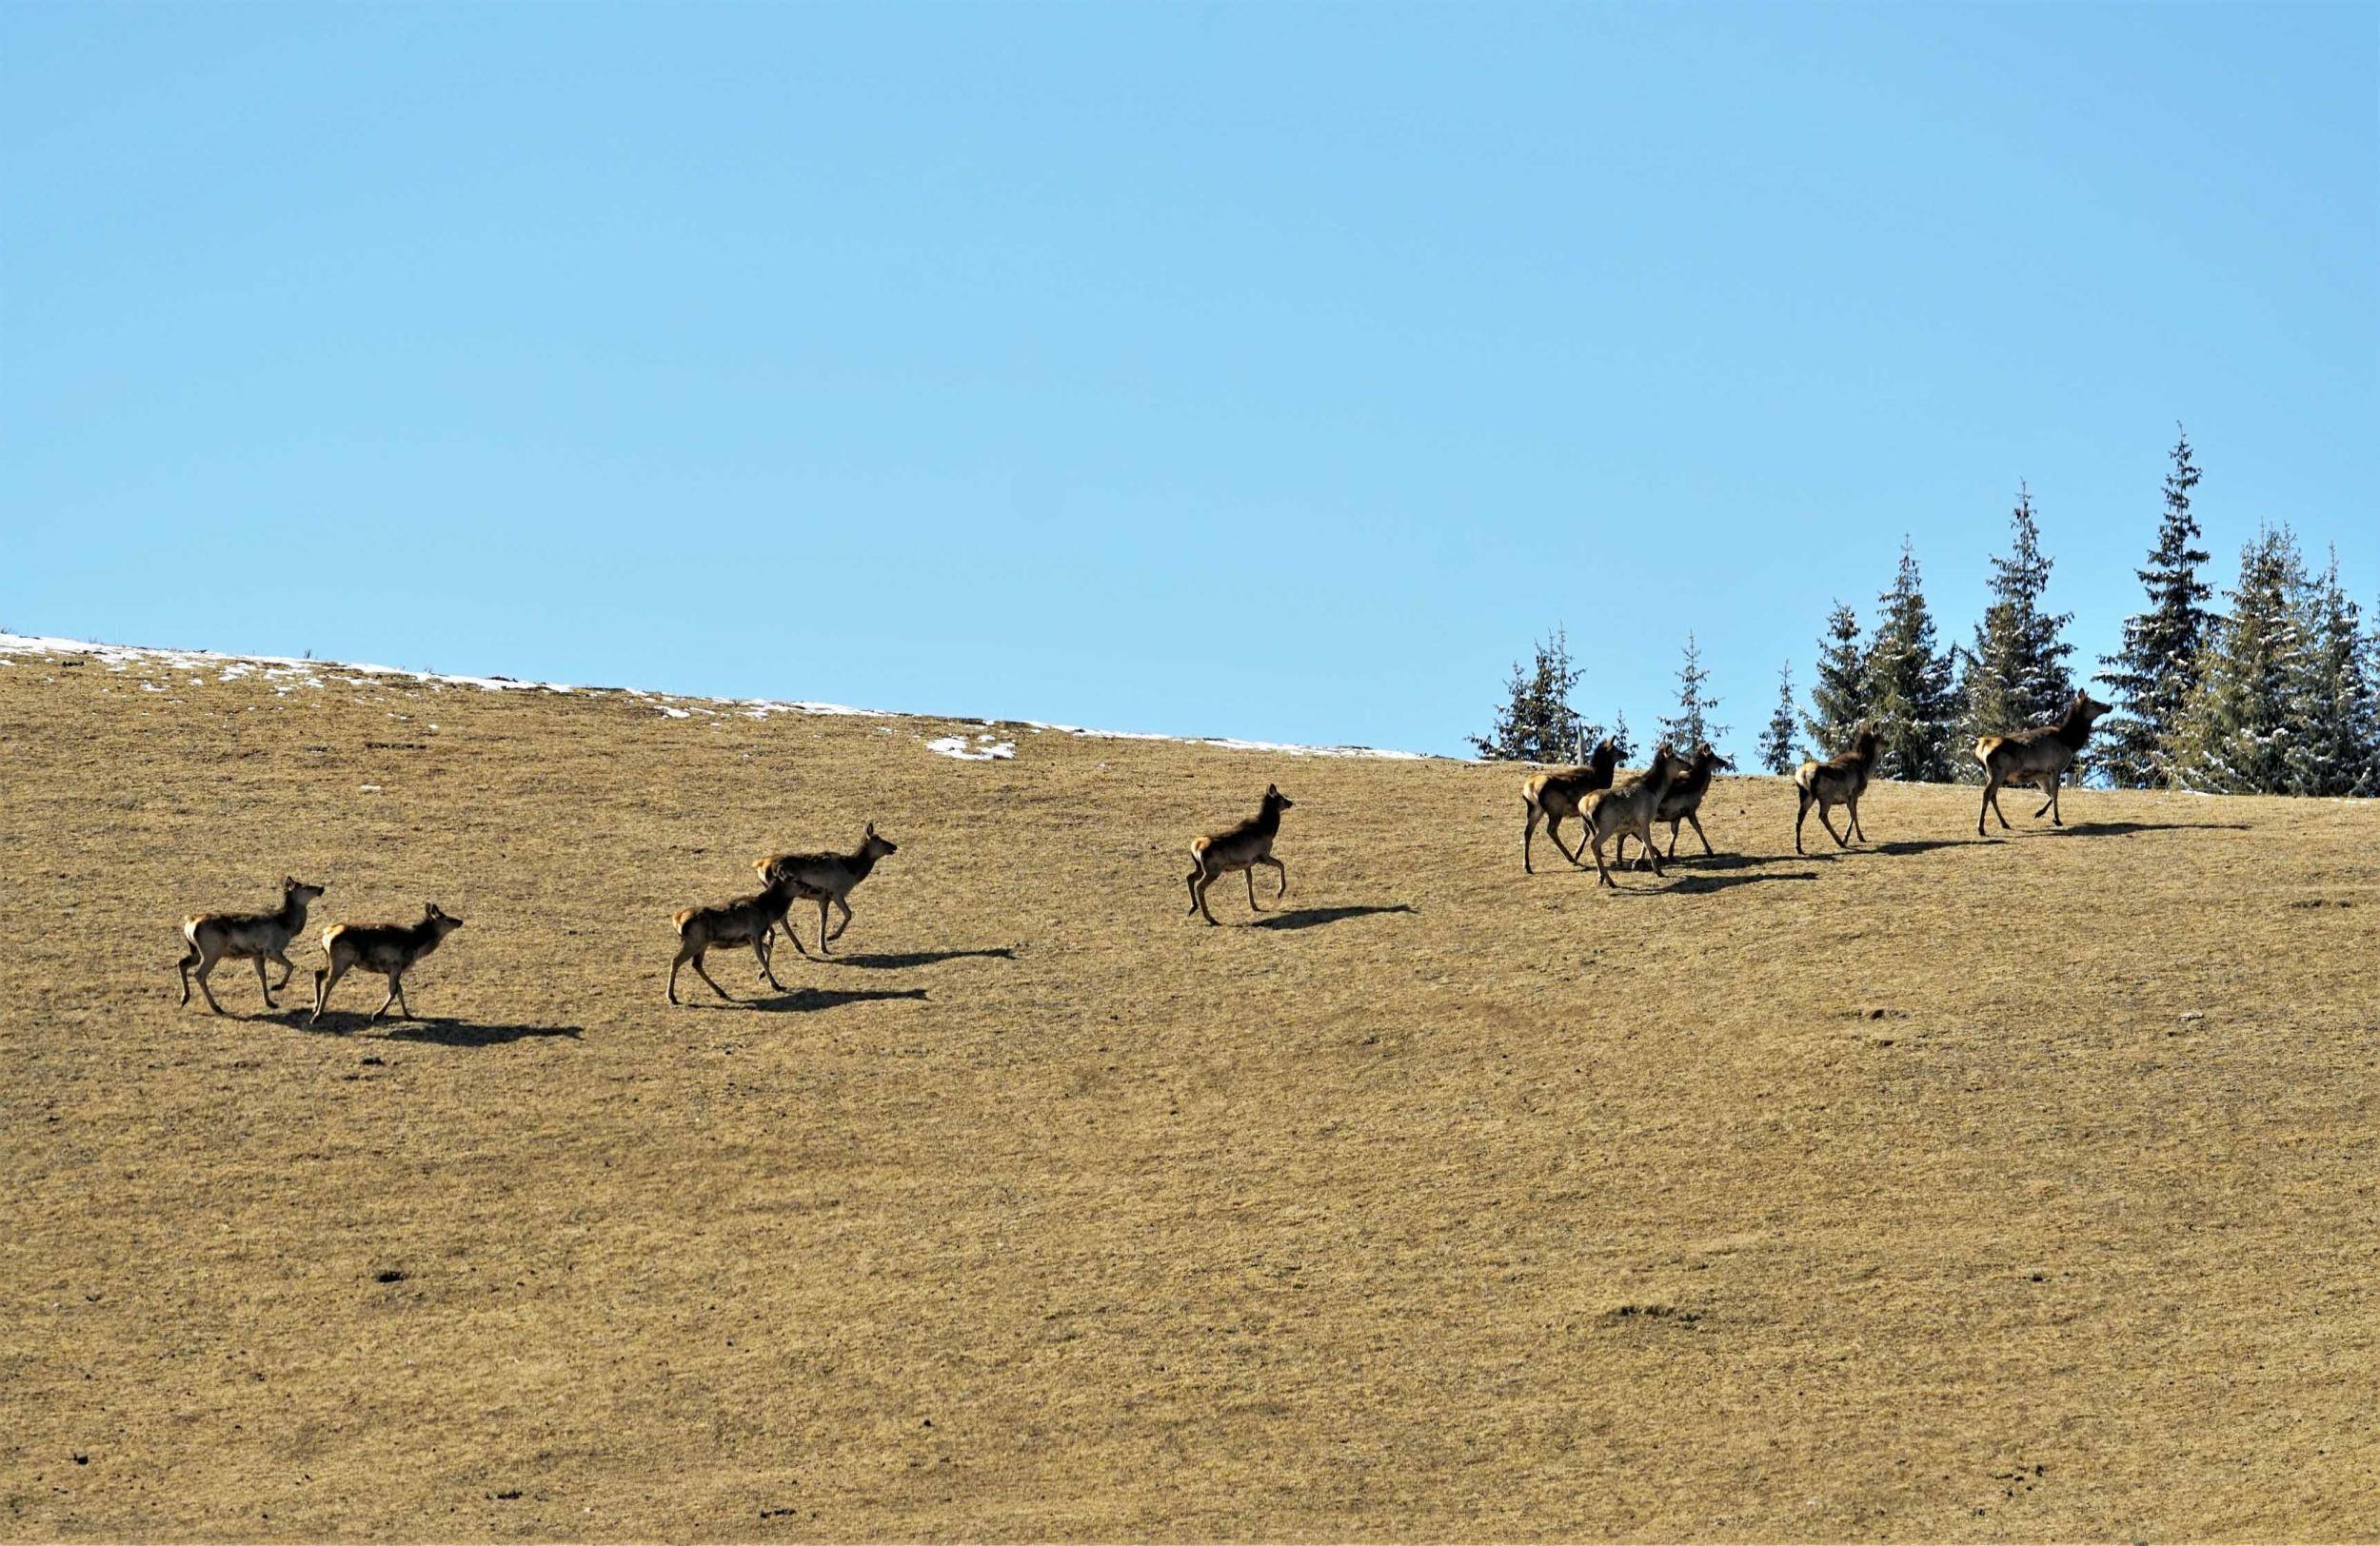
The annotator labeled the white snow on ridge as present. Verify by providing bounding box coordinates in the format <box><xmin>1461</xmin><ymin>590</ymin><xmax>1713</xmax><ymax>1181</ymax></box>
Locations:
<box><xmin>0</xmin><ymin>631</ymin><xmax>1450</xmax><ymax>763</ymax></box>
<box><xmin>927</xmin><ymin>734</ymin><xmax>1016</xmax><ymax>762</ymax></box>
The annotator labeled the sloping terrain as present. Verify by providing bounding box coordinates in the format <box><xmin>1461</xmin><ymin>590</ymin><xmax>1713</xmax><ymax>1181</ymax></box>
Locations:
<box><xmin>2</xmin><ymin>636</ymin><xmax>2374</xmax><ymax>1540</ymax></box>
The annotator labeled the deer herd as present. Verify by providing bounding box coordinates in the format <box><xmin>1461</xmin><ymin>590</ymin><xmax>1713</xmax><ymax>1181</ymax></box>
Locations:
<box><xmin>175</xmin><ymin>690</ymin><xmax>2116</xmax><ymax>1020</ymax></box>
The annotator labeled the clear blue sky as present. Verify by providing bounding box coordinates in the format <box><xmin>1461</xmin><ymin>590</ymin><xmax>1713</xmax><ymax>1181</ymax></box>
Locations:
<box><xmin>5</xmin><ymin>4</ymin><xmax>2372</xmax><ymax>756</ymax></box>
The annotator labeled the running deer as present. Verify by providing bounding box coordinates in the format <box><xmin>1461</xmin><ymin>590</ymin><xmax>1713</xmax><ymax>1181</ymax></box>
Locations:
<box><xmin>310</xmin><ymin>903</ymin><xmax>465</xmax><ymax>1024</ymax></box>
<box><xmin>1975</xmin><ymin>689</ymin><xmax>2112</xmax><ymax>836</ymax></box>
<box><xmin>670</xmin><ymin>870</ymin><xmax>803</xmax><ymax>1004</ymax></box>
<box><xmin>1794</xmin><ymin>722</ymin><xmax>1880</xmax><ymax>854</ymax></box>
<box><xmin>1520</xmin><ymin>740</ymin><xmax>1620</xmax><ymax>873</ymax></box>
<box><xmin>1578</xmin><ymin>745</ymin><xmax>1685</xmax><ymax>888</ymax></box>
<box><xmin>1620</xmin><ymin>743</ymin><xmax>1734</xmax><ymax>868</ymax></box>
<box><xmin>177</xmin><ymin>876</ymin><xmax>326</xmax><ymax>1014</ymax></box>
<box><xmin>1186</xmin><ymin>783</ymin><xmax>1293</xmax><ymax>924</ymax></box>
<box><xmin>752</xmin><ymin>823</ymin><xmax>899</xmax><ymax>956</ymax></box>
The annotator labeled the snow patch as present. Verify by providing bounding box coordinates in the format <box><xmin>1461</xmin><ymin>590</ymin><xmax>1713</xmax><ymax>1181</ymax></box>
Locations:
<box><xmin>927</xmin><ymin>734</ymin><xmax>1015</xmax><ymax>762</ymax></box>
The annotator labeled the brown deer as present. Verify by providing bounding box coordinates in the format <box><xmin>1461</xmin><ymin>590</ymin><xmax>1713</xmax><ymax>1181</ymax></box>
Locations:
<box><xmin>1578</xmin><ymin>745</ymin><xmax>1685</xmax><ymax>888</ymax></box>
<box><xmin>1795</xmin><ymin>722</ymin><xmax>1881</xmax><ymax>854</ymax></box>
<box><xmin>1520</xmin><ymin>739</ymin><xmax>1620</xmax><ymax>872</ymax></box>
<box><xmin>752</xmin><ymin>823</ymin><xmax>899</xmax><ymax>956</ymax></box>
<box><xmin>1186</xmin><ymin>783</ymin><xmax>1293</xmax><ymax>924</ymax></box>
<box><xmin>1975</xmin><ymin>689</ymin><xmax>2112</xmax><ymax>836</ymax></box>
<box><xmin>178</xmin><ymin>876</ymin><xmax>326</xmax><ymax>1014</ymax></box>
<box><xmin>1620</xmin><ymin>743</ymin><xmax>1734</xmax><ymax>868</ymax></box>
<box><xmin>310</xmin><ymin>902</ymin><xmax>464</xmax><ymax>1024</ymax></box>
<box><xmin>670</xmin><ymin>870</ymin><xmax>803</xmax><ymax>1004</ymax></box>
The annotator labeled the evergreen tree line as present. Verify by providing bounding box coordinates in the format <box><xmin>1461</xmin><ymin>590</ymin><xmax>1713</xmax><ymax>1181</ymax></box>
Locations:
<box><xmin>1479</xmin><ymin>428</ymin><xmax>2379</xmax><ymax>797</ymax></box>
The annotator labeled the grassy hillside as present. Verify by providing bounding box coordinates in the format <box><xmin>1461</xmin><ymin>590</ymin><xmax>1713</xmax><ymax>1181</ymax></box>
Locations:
<box><xmin>3</xmin><ymin>636</ymin><xmax>2374</xmax><ymax>1540</ymax></box>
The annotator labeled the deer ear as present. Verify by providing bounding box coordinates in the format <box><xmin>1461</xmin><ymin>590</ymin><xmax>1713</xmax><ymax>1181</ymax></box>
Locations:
<box><xmin>864</xmin><ymin>822</ymin><xmax>876</xmax><ymax>836</ymax></box>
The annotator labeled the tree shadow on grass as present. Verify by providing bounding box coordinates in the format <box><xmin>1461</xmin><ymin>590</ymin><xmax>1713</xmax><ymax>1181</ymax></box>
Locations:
<box><xmin>826</xmin><ymin>947</ymin><xmax>1016</xmax><ymax>970</ymax></box>
<box><xmin>1250</xmin><ymin>904</ymin><xmax>1416</xmax><ymax>931</ymax></box>
<box><xmin>697</xmin><ymin>986</ymin><xmax>929</xmax><ymax>1013</ymax></box>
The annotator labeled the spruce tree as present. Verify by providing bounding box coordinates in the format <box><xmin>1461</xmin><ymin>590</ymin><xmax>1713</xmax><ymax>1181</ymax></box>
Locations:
<box><xmin>1472</xmin><ymin>628</ymin><xmax>1597</xmax><ymax>763</ymax></box>
<box><xmin>1758</xmin><ymin>661</ymin><xmax>1802</xmax><ymax>775</ymax></box>
<box><xmin>1608</xmin><ymin>708</ymin><xmax>1636</xmax><ymax>764</ymax></box>
<box><xmin>1657</xmin><ymin>633</ymin><xmax>1729</xmax><ymax>751</ymax></box>
<box><xmin>2097</xmin><ymin>426</ymin><xmax>2212</xmax><ymax>787</ymax></box>
<box><xmin>1862</xmin><ymin>539</ymin><xmax>1956</xmax><ymax>782</ymax></box>
<box><xmin>1804</xmin><ymin>601</ymin><xmax>1868</xmax><ymax>756</ymax></box>
<box><xmin>2169</xmin><ymin>525</ymin><xmax>2311</xmax><ymax>794</ymax></box>
<box><xmin>2287</xmin><ymin>548</ymin><xmax>2380</xmax><ymax>797</ymax></box>
<box><xmin>1955</xmin><ymin>483</ymin><xmax>2077</xmax><ymax>781</ymax></box>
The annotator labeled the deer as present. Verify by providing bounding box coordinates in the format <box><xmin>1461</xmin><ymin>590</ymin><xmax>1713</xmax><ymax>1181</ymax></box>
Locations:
<box><xmin>1577</xmin><ymin>745</ymin><xmax>1685</xmax><ymax>888</ymax></box>
<box><xmin>1975</xmin><ymin>689</ymin><xmax>2112</xmax><ymax>836</ymax></box>
<box><xmin>669</xmin><ymin>869</ymin><xmax>803</xmax><ymax>1004</ymax></box>
<box><xmin>1520</xmin><ymin>739</ymin><xmax>1620</xmax><ymax>872</ymax></box>
<box><xmin>310</xmin><ymin>902</ymin><xmax>465</xmax><ymax>1024</ymax></box>
<box><xmin>1795</xmin><ymin>722</ymin><xmax>1881</xmax><ymax>854</ymax></box>
<box><xmin>178</xmin><ymin>876</ymin><xmax>327</xmax><ymax>1014</ymax></box>
<box><xmin>752</xmin><ymin>823</ymin><xmax>900</xmax><ymax>956</ymax></box>
<box><xmin>1186</xmin><ymin>783</ymin><xmax>1293</xmax><ymax>924</ymax></box>
<box><xmin>1619</xmin><ymin>743</ymin><xmax>1734</xmax><ymax>868</ymax></box>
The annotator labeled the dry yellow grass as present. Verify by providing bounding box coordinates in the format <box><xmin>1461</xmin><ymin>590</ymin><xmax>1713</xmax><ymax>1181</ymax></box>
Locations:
<box><xmin>3</xmin><ymin>639</ymin><xmax>2376</xmax><ymax>1541</ymax></box>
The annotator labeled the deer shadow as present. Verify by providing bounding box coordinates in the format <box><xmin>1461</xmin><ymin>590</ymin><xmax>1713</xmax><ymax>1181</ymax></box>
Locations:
<box><xmin>1623</xmin><ymin>849</ymin><xmax>1760</xmax><ymax>871</ymax></box>
<box><xmin>2057</xmin><ymin>820</ymin><xmax>2253</xmax><ymax>838</ymax></box>
<box><xmin>382</xmin><ymin>1017</ymin><xmax>585</xmax><ymax>1046</ymax></box>
<box><xmin>279</xmin><ymin>1010</ymin><xmax>584</xmax><ymax>1045</ymax></box>
<box><xmin>1249</xmin><ymin>904</ymin><xmax>1416</xmax><ymax>931</ymax></box>
<box><xmin>704</xmin><ymin>986</ymin><xmax>929</xmax><ymax>1014</ymax></box>
<box><xmin>1646</xmin><ymin>869</ymin><xmax>1821</xmax><ymax>895</ymax></box>
<box><xmin>1873</xmin><ymin>839</ymin><xmax>1976</xmax><ymax>856</ymax></box>
<box><xmin>825</xmin><ymin>947</ymin><xmax>1016</xmax><ymax>970</ymax></box>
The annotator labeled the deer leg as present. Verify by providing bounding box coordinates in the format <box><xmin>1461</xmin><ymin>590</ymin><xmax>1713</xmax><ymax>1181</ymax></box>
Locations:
<box><xmin>815</xmin><ymin>898</ymin><xmax>833</xmax><ymax>955</ymax></box>
<box><xmin>191</xmin><ymin>950</ymin><xmax>227</xmax><ymax>1015</ymax></box>
<box><xmin>1688</xmin><ymin>811</ymin><xmax>1713</xmax><ymax>855</ymax></box>
<box><xmin>1245</xmin><ymin>866</ymin><xmax>1262</xmax><ymax>912</ymax></box>
<box><xmin>1551</xmin><ymin>814</ymin><xmax>1586</xmax><ymax>867</ymax></box>
<box><xmin>1591</xmin><ymin>829</ymin><xmax>1616</xmax><ymax>889</ymax></box>
<box><xmin>1847</xmin><ymin>796</ymin><xmax>1868</xmax><ymax>843</ymax></box>
<box><xmin>392</xmin><ymin>974</ymin><xmax>414</xmax><ymax>1021</ymax></box>
<box><xmin>1817</xmin><ymin>803</ymin><xmax>1849</xmax><ymax>849</ymax></box>
<box><xmin>1980</xmin><ymin>774</ymin><xmax>2009</xmax><ymax>834</ymax></box>
<box><xmin>1667</xmin><ymin>820</ymin><xmax>1681</xmax><ymax>860</ymax></box>
<box><xmin>1186</xmin><ymin>866</ymin><xmax>1204</xmax><ymax>915</ymax></box>
<box><xmin>1794</xmin><ymin>787</ymin><xmax>1812</xmax><ymax>855</ymax></box>
<box><xmin>754</xmin><ymin>933</ymin><xmax>783</xmax><ymax>992</ymax></box>
<box><xmin>691</xmin><ymin>949</ymin><xmax>733</xmax><ymax>1001</ymax></box>
<box><xmin>827</xmin><ymin>896</ymin><xmax>853</xmax><ymax>943</ymax></box>
<box><xmin>312</xmin><ymin>960</ymin><xmax>348</xmax><ymax>1023</ymax></box>
<box><xmin>252</xmin><ymin>954</ymin><xmax>276</xmax><ymax>1009</ymax></box>
<box><xmin>1640</xmin><ymin>823</ymin><xmax>1665</xmax><ymax>878</ymax></box>
<box><xmin>1523</xmin><ymin>802</ymin><xmax>1539</xmax><ymax>874</ymax></box>
<box><xmin>177</xmin><ymin>941</ymin><xmax>201</xmax><ymax>1006</ymax></box>
<box><xmin>1263</xmin><ymin>855</ymin><xmax>1287</xmax><ymax>899</ymax></box>
<box><xmin>268</xmin><ymin>950</ymin><xmax>296</xmax><ymax>992</ymax></box>
<box><xmin>668</xmin><ymin>945</ymin><xmax>690</xmax><ymax>1005</ymax></box>
<box><xmin>2035</xmin><ymin>772</ymin><xmax>2061</xmax><ymax>823</ymax></box>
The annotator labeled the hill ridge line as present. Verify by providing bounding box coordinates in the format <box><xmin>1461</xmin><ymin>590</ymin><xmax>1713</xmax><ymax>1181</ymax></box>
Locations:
<box><xmin>0</xmin><ymin>629</ymin><xmax>1440</xmax><ymax>763</ymax></box>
